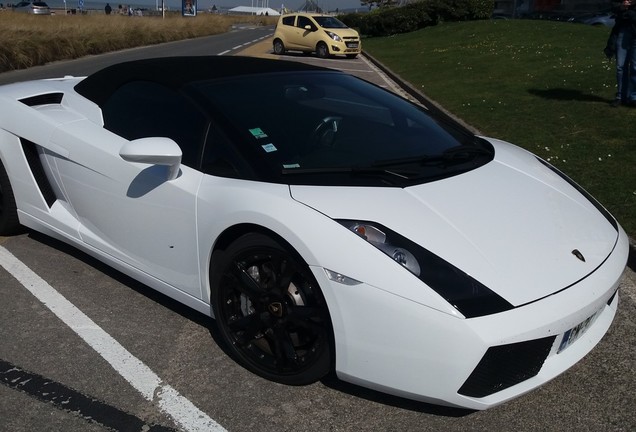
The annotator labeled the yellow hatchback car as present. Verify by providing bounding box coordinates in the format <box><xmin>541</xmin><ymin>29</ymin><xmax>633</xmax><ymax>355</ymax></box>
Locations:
<box><xmin>273</xmin><ymin>13</ymin><xmax>362</xmax><ymax>59</ymax></box>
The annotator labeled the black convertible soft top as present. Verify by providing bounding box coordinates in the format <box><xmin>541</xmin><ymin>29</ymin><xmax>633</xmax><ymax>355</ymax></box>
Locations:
<box><xmin>74</xmin><ymin>56</ymin><xmax>333</xmax><ymax>107</ymax></box>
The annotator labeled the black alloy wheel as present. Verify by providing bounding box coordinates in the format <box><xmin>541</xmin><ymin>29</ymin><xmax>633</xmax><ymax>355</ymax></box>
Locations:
<box><xmin>211</xmin><ymin>233</ymin><xmax>333</xmax><ymax>385</ymax></box>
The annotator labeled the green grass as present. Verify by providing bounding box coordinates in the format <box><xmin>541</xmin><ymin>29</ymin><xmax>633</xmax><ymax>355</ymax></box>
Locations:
<box><xmin>363</xmin><ymin>20</ymin><xmax>636</xmax><ymax>236</ymax></box>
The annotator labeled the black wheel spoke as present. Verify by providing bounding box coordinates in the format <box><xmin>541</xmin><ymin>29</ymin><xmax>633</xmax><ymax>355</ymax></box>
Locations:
<box><xmin>278</xmin><ymin>263</ymin><xmax>297</xmax><ymax>294</ymax></box>
<box><xmin>286</xmin><ymin>305</ymin><xmax>325</xmax><ymax>333</ymax></box>
<box><xmin>230</xmin><ymin>314</ymin><xmax>265</xmax><ymax>347</ymax></box>
<box><xmin>271</xmin><ymin>324</ymin><xmax>299</xmax><ymax>369</ymax></box>
<box><xmin>287</xmin><ymin>305</ymin><xmax>322</xmax><ymax>321</ymax></box>
<box><xmin>228</xmin><ymin>312</ymin><xmax>259</xmax><ymax>332</ymax></box>
<box><xmin>234</xmin><ymin>261</ymin><xmax>265</xmax><ymax>299</ymax></box>
<box><xmin>236</xmin><ymin>327</ymin><xmax>263</xmax><ymax>348</ymax></box>
<box><xmin>263</xmin><ymin>254</ymin><xmax>290</xmax><ymax>294</ymax></box>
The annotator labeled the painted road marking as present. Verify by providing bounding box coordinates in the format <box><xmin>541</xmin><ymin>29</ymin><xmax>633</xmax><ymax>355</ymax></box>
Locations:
<box><xmin>219</xmin><ymin>34</ymin><xmax>272</xmax><ymax>56</ymax></box>
<box><xmin>0</xmin><ymin>246</ymin><xmax>226</xmax><ymax>432</ymax></box>
<box><xmin>0</xmin><ymin>358</ymin><xmax>177</xmax><ymax>432</ymax></box>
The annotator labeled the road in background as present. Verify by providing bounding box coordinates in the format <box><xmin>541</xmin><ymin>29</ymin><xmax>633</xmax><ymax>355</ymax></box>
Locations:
<box><xmin>0</xmin><ymin>24</ymin><xmax>273</xmax><ymax>85</ymax></box>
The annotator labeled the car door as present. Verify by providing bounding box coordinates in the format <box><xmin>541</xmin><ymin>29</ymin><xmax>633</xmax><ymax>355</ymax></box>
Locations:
<box><xmin>48</xmin><ymin>81</ymin><xmax>206</xmax><ymax>299</ymax></box>
<box><xmin>293</xmin><ymin>15</ymin><xmax>320</xmax><ymax>51</ymax></box>
<box><xmin>279</xmin><ymin>14</ymin><xmax>301</xmax><ymax>50</ymax></box>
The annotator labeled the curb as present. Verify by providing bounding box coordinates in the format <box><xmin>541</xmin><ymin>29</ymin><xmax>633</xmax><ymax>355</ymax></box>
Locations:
<box><xmin>361</xmin><ymin>50</ymin><xmax>481</xmax><ymax>136</ymax></box>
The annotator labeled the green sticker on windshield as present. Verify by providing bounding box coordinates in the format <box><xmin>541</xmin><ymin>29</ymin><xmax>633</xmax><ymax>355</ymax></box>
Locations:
<box><xmin>249</xmin><ymin>127</ymin><xmax>268</xmax><ymax>139</ymax></box>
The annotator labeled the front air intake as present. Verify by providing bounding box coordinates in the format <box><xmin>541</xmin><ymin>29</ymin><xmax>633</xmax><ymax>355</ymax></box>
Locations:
<box><xmin>458</xmin><ymin>336</ymin><xmax>556</xmax><ymax>398</ymax></box>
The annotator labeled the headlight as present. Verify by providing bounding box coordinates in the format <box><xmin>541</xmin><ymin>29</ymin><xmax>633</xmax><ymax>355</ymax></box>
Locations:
<box><xmin>345</xmin><ymin>222</ymin><xmax>421</xmax><ymax>276</ymax></box>
<box><xmin>325</xmin><ymin>31</ymin><xmax>343</xmax><ymax>42</ymax></box>
<box><xmin>337</xmin><ymin>220</ymin><xmax>514</xmax><ymax>318</ymax></box>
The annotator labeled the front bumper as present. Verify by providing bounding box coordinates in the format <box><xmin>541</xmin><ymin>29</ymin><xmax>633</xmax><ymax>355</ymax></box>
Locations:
<box><xmin>312</xmin><ymin>227</ymin><xmax>628</xmax><ymax>410</ymax></box>
<box><xmin>327</xmin><ymin>39</ymin><xmax>361</xmax><ymax>55</ymax></box>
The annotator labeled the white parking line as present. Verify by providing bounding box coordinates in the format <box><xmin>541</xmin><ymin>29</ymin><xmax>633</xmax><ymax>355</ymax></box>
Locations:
<box><xmin>0</xmin><ymin>246</ymin><xmax>226</xmax><ymax>432</ymax></box>
<box><xmin>221</xmin><ymin>34</ymin><xmax>272</xmax><ymax>56</ymax></box>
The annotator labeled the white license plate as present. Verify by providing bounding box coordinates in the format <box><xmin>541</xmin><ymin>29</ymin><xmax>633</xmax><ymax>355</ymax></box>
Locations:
<box><xmin>557</xmin><ymin>311</ymin><xmax>599</xmax><ymax>353</ymax></box>
<box><xmin>346</xmin><ymin>42</ymin><xmax>359</xmax><ymax>48</ymax></box>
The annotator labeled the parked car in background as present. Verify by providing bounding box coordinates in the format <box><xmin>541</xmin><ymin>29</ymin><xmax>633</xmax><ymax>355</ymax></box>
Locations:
<box><xmin>11</xmin><ymin>0</ymin><xmax>51</xmax><ymax>14</ymax></box>
<box><xmin>574</xmin><ymin>11</ymin><xmax>615</xmax><ymax>27</ymax></box>
<box><xmin>521</xmin><ymin>10</ymin><xmax>575</xmax><ymax>22</ymax></box>
<box><xmin>273</xmin><ymin>13</ymin><xmax>361</xmax><ymax>59</ymax></box>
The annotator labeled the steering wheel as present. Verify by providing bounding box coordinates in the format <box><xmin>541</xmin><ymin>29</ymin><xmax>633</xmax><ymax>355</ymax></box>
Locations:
<box><xmin>311</xmin><ymin>116</ymin><xmax>342</xmax><ymax>148</ymax></box>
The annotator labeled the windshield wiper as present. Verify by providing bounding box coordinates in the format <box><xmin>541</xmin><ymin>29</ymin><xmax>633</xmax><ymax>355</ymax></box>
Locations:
<box><xmin>281</xmin><ymin>166</ymin><xmax>410</xmax><ymax>179</ymax></box>
<box><xmin>280</xmin><ymin>145</ymin><xmax>492</xmax><ymax>181</ymax></box>
<box><xmin>440</xmin><ymin>145</ymin><xmax>493</xmax><ymax>160</ymax></box>
<box><xmin>371</xmin><ymin>145</ymin><xmax>493</xmax><ymax>169</ymax></box>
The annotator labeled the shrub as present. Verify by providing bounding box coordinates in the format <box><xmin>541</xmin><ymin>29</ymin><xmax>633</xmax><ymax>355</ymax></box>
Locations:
<box><xmin>339</xmin><ymin>0</ymin><xmax>493</xmax><ymax>37</ymax></box>
<box><xmin>337</xmin><ymin>12</ymin><xmax>365</xmax><ymax>31</ymax></box>
<box><xmin>423</xmin><ymin>0</ymin><xmax>492</xmax><ymax>21</ymax></box>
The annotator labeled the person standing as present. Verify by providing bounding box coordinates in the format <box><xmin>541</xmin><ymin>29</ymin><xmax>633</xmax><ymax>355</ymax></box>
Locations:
<box><xmin>610</xmin><ymin>0</ymin><xmax>636</xmax><ymax>107</ymax></box>
<box><xmin>104</xmin><ymin>2</ymin><xmax>112</xmax><ymax>14</ymax></box>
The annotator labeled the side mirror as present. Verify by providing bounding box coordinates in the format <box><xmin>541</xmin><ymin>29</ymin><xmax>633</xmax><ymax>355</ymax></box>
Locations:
<box><xmin>304</xmin><ymin>24</ymin><xmax>313</xmax><ymax>31</ymax></box>
<box><xmin>120</xmin><ymin>137</ymin><xmax>182</xmax><ymax>181</ymax></box>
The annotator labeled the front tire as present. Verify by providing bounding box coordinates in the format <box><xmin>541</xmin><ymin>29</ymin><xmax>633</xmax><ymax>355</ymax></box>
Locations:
<box><xmin>210</xmin><ymin>233</ymin><xmax>333</xmax><ymax>385</ymax></box>
<box><xmin>0</xmin><ymin>159</ymin><xmax>21</xmax><ymax>236</ymax></box>
<box><xmin>315</xmin><ymin>42</ymin><xmax>329</xmax><ymax>59</ymax></box>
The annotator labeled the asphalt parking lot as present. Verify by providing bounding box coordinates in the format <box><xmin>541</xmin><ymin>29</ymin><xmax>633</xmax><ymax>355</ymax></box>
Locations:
<box><xmin>236</xmin><ymin>38</ymin><xmax>494</xmax><ymax>137</ymax></box>
<box><xmin>1</xmin><ymin>31</ymin><xmax>636</xmax><ymax>432</ymax></box>
<box><xmin>237</xmin><ymin>38</ymin><xmax>418</xmax><ymax>100</ymax></box>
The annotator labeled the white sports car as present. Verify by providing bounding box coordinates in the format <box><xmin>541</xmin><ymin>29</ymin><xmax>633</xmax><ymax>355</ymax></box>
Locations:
<box><xmin>0</xmin><ymin>56</ymin><xmax>628</xmax><ymax>410</ymax></box>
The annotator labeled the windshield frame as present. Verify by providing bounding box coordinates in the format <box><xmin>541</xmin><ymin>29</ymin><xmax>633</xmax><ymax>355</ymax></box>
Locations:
<box><xmin>188</xmin><ymin>70</ymin><xmax>493</xmax><ymax>187</ymax></box>
<box><xmin>312</xmin><ymin>16</ymin><xmax>349</xmax><ymax>29</ymax></box>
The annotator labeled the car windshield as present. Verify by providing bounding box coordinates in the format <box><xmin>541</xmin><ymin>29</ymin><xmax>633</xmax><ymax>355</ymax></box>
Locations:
<box><xmin>313</xmin><ymin>16</ymin><xmax>348</xmax><ymax>29</ymax></box>
<box><xmin>191</xmin><ymin>71</ymin><xmax>492</xmax><ymax>186</ymax></box>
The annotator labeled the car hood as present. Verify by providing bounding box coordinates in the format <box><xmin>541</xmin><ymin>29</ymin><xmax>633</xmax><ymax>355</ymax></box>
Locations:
<box><xmin>324</xmin><ymin>27</ymin><xmax>359</xmax><ymax>38</ymax></box>
<box><xmin>289</xmin><ymin>140</ymin><xmax>619</xmax><ymax>306</ymax></box>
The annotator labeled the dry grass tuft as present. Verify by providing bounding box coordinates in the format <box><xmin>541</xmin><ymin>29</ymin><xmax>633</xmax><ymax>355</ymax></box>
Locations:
<box><xmin>0</xmin><ymin>13</ymin><xmax>276</xmax><ymax>72</ymax></box>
